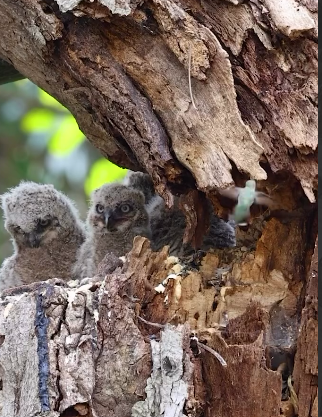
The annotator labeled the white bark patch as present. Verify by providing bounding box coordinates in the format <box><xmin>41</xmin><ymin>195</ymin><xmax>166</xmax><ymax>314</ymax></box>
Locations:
<box><xmin>55</xmin><ymin>0</ymin><xmax>134</xmax><ymax>15</ymax></box>
<box><xmin>132</xmin><ymin>324</ymin><xmax>189</xmax><ymax>417</ymax></box>
<box><xmin>300</xmin><ymin>179</ymin><xmax>316</xmax><ymax>203</ymax></box>
<box><xmin>0</xmin><ymin>296</ymin><xmax>42</xmax><ymax>416</ymax></box>
<box><xmin>27</xmin><ymin>24</ymin><xmax>46</xmax><ymax>46</ymax></box>
<box><xmin>100</xmin><ymin>0</ymin><xmax>131</xmax><ymax>15</ymax></box>
<box><xmin>55</xmin><ymin>0</ymin><xmax>82</xmax><ymax>13</ymax></box>
<box><xmin>57</xmin><ymin>289</ymin><xmax>96</xmax><ymax>412</ymax></box>
<box><xmin>263</xmin><ymin>0</ymin><xmax>315</xmax><ymax>37</ymax></box>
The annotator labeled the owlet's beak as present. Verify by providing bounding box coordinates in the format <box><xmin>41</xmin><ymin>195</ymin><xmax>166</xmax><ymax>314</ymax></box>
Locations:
<box><xmin>27</xmin><ymin>231</ymin><xmax>40</xmax><ymax>248</ymax></box>
<box><xmin>104</xmin><ymin>209</ymin><xmax>112</xmax><ymax>227</ymax></box>
<box><xmin>104</xmin><ymin>209</ymin><xmax>119</xmax><ymax>231</ymax></box>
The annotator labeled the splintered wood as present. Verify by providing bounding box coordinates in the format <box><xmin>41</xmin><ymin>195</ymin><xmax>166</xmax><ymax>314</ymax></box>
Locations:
<box><xmin>0</xmin><ymin>218</ymin><xmax>316</xmax><ymax>417</ymax></box>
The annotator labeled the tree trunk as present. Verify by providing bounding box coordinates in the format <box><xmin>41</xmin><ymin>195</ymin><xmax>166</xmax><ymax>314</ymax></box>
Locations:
<box><xmin>0</xmin><ymin>1</ymin><xmax>317</xmax><ymax>416</ymax></box>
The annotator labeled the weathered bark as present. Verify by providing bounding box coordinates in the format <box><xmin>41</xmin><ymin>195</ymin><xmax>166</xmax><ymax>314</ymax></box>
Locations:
<box><xmin>0</xmin><ymin>0</ymin><xmax>317</xmax><ymax>416</ymax></box>
<box><xmin>293</xmin><ymin>238</ymin><xmax>318</xmax><ymax>417</ymax></box>
<box><xmin>0</xmin><ymin>0</ymin><xmax>317</xmax><ymax>203</ymax></box>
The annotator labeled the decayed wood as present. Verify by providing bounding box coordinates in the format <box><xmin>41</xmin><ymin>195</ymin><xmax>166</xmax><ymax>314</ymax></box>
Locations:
<box><xmin>0</xmin><ymin>227</ymin><xmax>317</xmax><ymax>417</ymax></box>
<box><xmin>293</xmin><ymin>238</ymin><xmax>318</xmax><ymax>417</ymax></box>
<box><xmin>0</xmin><ymin>0</ymin><xmax>317</xmax><ymax>205</ymax></box>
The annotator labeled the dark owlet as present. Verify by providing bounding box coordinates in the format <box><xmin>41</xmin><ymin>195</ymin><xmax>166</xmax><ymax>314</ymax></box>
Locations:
<box><xmin>0</xmin><ymin>182</ymin><xmax>85</xmax><ymax>290</ymax></box>
<box><xmin>73</xmin><ymin>183</ymin><xmax>151</xmax><ymax>279</ymax></box>
<box><xmin>126</xmin><ymin>171</ymin><xmax>236</xmax><ymax>256</ymax></box>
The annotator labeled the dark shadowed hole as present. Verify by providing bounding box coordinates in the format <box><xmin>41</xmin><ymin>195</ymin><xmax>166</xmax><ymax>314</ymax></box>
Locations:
<box><xmin>60</xmin><ymin>406</ymin><xmax>80</xmax><ymax>416</ymax></box>
<box><xmin>42</xmin><ymin>5</ymin><xmax>53</xmax><ymax>14</ymax></box>
<box><xmin>60</xmin><ymin>403</ymin><xmax>90</xmax><ymax>417</ymax></box>
<box><xmin>162</xmin><ymin>356</ymin><xmax>177</xmax><ymax>376</ymax></box>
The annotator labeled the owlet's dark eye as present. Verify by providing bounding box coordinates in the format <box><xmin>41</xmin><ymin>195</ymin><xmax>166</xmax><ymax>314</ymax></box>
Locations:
<box><xmin>96</xmin><ymin>204</ymin><xmax>104</xmax><ymax>214</ymax></box>
<box><xmin>38</xmin><ymin>219</ymin><xmax>50</xmax><ymax>227</ymax></box>
<box><xmin>120</xmin><ymin>204</ymin><xmax>131</xmax><ymax>213</ymax></box>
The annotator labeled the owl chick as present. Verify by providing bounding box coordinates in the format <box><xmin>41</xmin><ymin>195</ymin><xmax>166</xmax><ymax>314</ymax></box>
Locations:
<box><xmin>149</xmin><ymin>198</ymin><xmax>236</xmax><ymax>256</ymax></box>
<box><xmin>123</xmin><ymin>170</ymin><xmax>156</xmax><ymax>204</ymax></box>
<box><xmin>0</xmin><ymin>182</ymin><xmax>85</xmax><ymax>291</ymax></box>
<box><xmin>125</xmin><ymin>171</ymin><xmax>236</xmax><ymax>256</ymax></box>
<box><xmin>73</xmin><ymin>183</ymin><xmax>151</xmax><ymax>279</ymax></box>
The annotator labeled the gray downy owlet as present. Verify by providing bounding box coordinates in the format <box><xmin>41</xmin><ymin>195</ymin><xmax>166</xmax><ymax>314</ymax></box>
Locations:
<box><xmin>73</xmin><ymin>183</ymin><xmax>151</xmax><ymax>279</ymax></box>
<box><xmin>0</xmin><ymin>182</ymin><xmax>85</xmax><ymax>291</ymax></box>
<box><xmin>126</xmin><ymin>171</ymin><xmax>236</xmax><ymax>256</ymax></box>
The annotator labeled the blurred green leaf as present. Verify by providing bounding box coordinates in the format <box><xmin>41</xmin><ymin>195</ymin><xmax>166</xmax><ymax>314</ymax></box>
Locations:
<box><xmin>21</xmin><ymin>108</ymin><xmax>55</xmax><ymax>132</ymax></box>
<box><xmin>85</xmin><ymin>158</ymin><xmax>127</xmax><ymax>195</ymax></box>
<box><xmin>48</xmin><ymin>116</ymin><xmax>85</xmax><ymax>155</ymax></box>
<box><xmin>38</xmin><ymin>89</ymin><xmax>66</xmax><ymax>110</ymax></box>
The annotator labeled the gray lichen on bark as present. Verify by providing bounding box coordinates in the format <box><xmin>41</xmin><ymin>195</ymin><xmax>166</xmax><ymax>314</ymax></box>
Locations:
<box><xmin>55</xmin><ymin>0</ymin><xmax>140</xmax><ymax>15</ymax></box>
<box><xmin>132</xmin><ymin>324</ymin><xmax>190</xmax><ymax>417</ymax></box>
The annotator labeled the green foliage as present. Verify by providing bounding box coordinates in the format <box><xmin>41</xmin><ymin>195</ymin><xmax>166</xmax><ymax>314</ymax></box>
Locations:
<box><xmin>21</xmin><ymin>108</ymin><xmax>55</xmax><ymax>132</ymax></box>
<box><xmin>48</xmin><ymin>115</ymin><xmax>85</xmax><ymax>155</ymax></box>
<box><xmin>17</xmin><ymin>82</ymin><xmax>127</xmax><ymax>195</ymax></box>
<box><xmin>38</xmin><ymin>89</ymin><xmax>65</xmax><ymax>108</ymax></box>
<box><xmin>20</xmin><ymin>87</ymin><xmax>86</xmax><ymax>156</ymax></box>
<box><xmin>85</xmin><ymin>159</ymin><xmax>127</xmax><ymax>195</ymax></box>
<box><xmin>21</xmin><ymin>90</ymin><xmax>87</xmax><ymax>157</ymax></box>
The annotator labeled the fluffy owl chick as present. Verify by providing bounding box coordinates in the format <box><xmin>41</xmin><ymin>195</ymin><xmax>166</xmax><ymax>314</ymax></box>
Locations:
<box><xmin>0</xmin><ymin>182</ymin><xmax>85</xmax><ymax>291</ymax></box>
<box><xmin>123</xmin><ymin>171</ymin><xmax>155</xmax><ymax>204</ymax></box>
<box><xmin>73</xmin><ymin>183</ymin><xmax>151</xmax><ymax>279</ymax></box>
<box><xmin>126</xmin><ymin>171</ymin><xmax>236</xmax><ymax>256</ymax></box>
<box><xmin>149</xmin><ymin>198</ymin><xmax>236</xmax><ymax>256</ymax></box>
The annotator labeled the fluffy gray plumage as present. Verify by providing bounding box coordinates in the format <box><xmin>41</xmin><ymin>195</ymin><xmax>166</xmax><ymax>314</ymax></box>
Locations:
<box><xmin>126</xmin><ymin>171</ymin><xmax>236</xmax><ymax>256</ymax></box>
<box><xmin>73</xmin><ymin>183</ymin><xmax>151</xmax><ymax>279</ymax></box>
<box><xmin>123</xmin><ymin>171</ymin><xmax>156</xmax><ymax>204</ymax></box>
<box><xmin>0</xmin><ymin>182</ymin><xmax>85</xmax><ymax>290</ymax></box>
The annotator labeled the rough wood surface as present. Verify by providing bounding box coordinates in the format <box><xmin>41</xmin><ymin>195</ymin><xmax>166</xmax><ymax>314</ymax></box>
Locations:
<box><xmin>0</xmin><ymin>227</ymin><xmax>317</xmax><ymax>416</ymax></box>
<box><xmin>293</xmin><ymin>238</ymin><xmax>318</xmax><ymax>417</ymax></box>
<box><xmin>0</xmin><ymin>0</ymin><xmax>317</xmax><ymax>204</ymax></box>
<box><xmin>132</xmin><ymin>324</ymin><xmax>191</xmax><ymax>417</ymax></box>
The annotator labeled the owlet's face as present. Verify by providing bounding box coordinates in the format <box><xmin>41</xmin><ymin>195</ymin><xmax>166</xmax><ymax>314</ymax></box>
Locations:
<box><xmin>89</xmin><ymin>184</ymin><xmax>148</xmax><ymax>234</ymax></box>
<box><xmin>2</xmin><ymin>182</ymin><xmax>83</xmax><ymax>252</ymax></box>
<box><xmin>7</xmin><ymin>215</ymin><xmax>61</xmax><ymax>249</ymax></box>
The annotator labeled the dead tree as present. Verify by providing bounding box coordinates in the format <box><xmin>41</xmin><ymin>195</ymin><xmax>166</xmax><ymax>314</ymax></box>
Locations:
<box><xmin>0</xmin><ymin>1</ymin><xmax>317</xmax><ymax>416</ymax></box>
